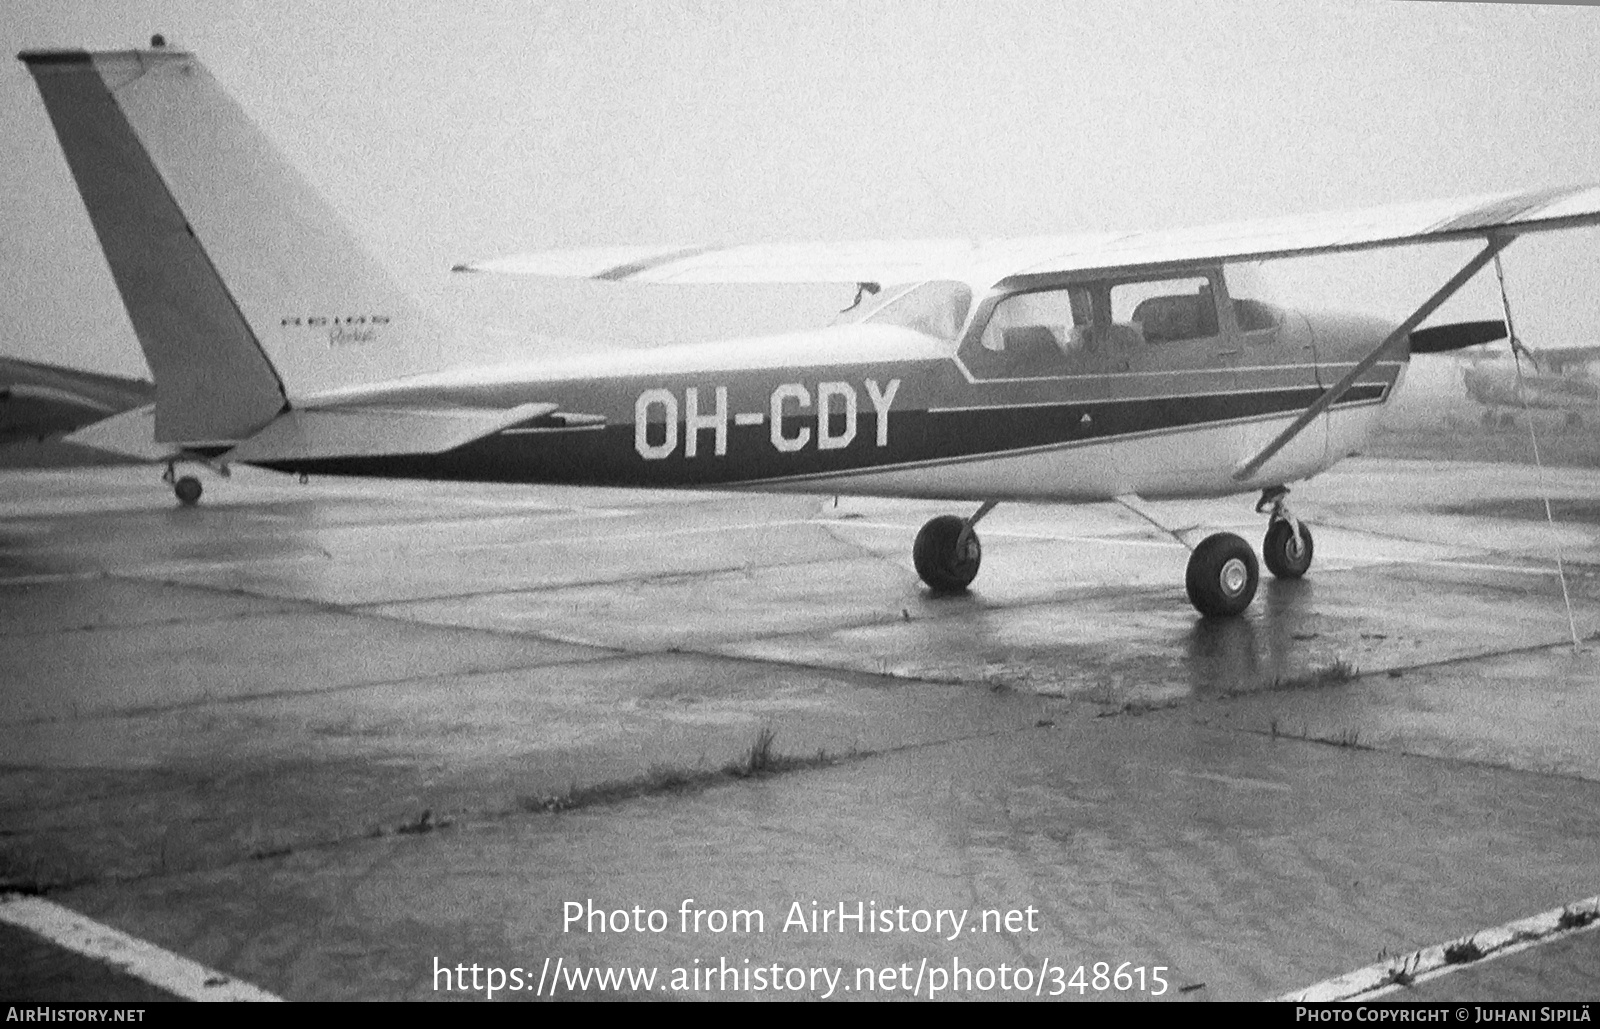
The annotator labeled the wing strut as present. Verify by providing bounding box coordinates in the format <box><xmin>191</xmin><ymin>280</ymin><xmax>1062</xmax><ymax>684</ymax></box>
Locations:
<box><xmin>1496</xmin><ymin>254</ymin><xmax>1582</xmax><ymax>652</ymax></box>
<box><xmin>1113</xmin><ymin>493</ymin><xmax>1210</xmax><ymax>550</ymax></box>
<box><xmin>1232</xmin><ymin>236</ymin><xmax>1512</xmax><ymax>482</ymax></box>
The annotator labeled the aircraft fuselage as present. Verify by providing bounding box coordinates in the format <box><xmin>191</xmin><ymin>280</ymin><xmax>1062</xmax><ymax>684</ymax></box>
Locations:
<box><xmin>276</xmin><ymin>275</ymin><xmax>1403</xmax><ymax>503</ymax></box>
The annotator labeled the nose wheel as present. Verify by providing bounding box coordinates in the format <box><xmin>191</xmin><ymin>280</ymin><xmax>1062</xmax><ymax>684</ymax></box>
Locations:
<box><xmin>1257</xmin><ymin>486</ymin><xmax>1314</xmax><ymax>580</ymax></box>
<box><xmin>1263</xmin><ymin>518</ymin><xmax>1313</xmax><ymax>579</ymax></box>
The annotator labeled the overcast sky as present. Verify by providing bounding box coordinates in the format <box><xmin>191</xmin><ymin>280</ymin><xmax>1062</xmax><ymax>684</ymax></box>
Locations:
<box><xmin>4</xmin><ymin>0</ymin><xmax>1600</xmax><ymax>377</ymax></box>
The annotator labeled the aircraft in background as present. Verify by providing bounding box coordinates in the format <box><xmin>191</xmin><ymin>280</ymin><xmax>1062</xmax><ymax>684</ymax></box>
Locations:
<box><xmin>1461</xmin><ymin>344</ymin><xmax>1600</xmax><ymax>426</ymax></box>
<box><xmin>19</xmin><ymin>44</ymin><xmax>1600</xmax><ymax>616</ymax></box>
<box><xmin>0</xmin><ymin>356</ymin><xmax>152</xmax><ymax>443</ymax></box>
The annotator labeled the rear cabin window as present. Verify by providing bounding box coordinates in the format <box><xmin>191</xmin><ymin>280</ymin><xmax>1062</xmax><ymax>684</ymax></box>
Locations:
<box><xmin>1233</xmin><ymin>298</ymin><xmax>1284</xmax><ymax>333</ymax></box>
<box><xmin>1109</xmin><ymin>277</ymin><xmax>1219</xmax><ymax>343</ymax></box>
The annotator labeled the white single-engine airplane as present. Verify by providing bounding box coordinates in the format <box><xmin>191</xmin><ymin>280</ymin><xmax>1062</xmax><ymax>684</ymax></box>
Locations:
<box><xmin>20</xmin><ymin>44</ymin><xmax>1600</xmax><ymax>616</ymax></box>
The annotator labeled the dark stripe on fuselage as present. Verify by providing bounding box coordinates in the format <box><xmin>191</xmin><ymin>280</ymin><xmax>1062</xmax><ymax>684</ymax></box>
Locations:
<box><xmin>259</xmin><ymin>385</ymin><xmax>1387</xmax><ymax>487</ymax></box>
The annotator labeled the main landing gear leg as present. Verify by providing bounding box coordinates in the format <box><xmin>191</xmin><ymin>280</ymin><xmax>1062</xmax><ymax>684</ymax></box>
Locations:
<box><xmin>1256</xmin><ymin>486</ymin><xmax>1314</xmax><ymax>580</ymax></box>
<box><xmin>1115</xmin><ymin>492</ymin><xmax>1261</xmax><ymax>617</ymax></box>
<box><xmin>914</xmin><ymin>500</ymin><xmax>998</xmax><ymax>592</ymax></box>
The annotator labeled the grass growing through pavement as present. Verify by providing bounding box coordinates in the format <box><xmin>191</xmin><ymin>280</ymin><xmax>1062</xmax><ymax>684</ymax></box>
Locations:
<box><xmin>518</xmin><ymin>725</ymin><xmax>841</xmax><ymax>815</ymax></box>
<box><xmin>1271</xmin><ymin>658</ymin><xmax>1358</xmax><ymax>691</ymax></box>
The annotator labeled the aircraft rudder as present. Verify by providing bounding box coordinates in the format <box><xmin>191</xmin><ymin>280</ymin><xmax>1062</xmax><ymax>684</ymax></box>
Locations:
<box><xmin>99</xmin><ymin>49</ymin><xmax>449</xmax><ymax>399</ymax></box>
<box><xmin>21</xmin><ymin>46</ymin><xmax>286</xmax><ymax>445</ymax></box>
<box><xmin>21</xmin><ymin>45</ymin><xmax>446</xmax><ymax>440</ymax></box>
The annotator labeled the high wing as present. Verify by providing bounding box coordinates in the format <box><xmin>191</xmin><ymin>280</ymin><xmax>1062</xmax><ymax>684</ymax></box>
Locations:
<box><xmin>456</xmin><ymin>185</ymin><xmax>1600</xmax><ymax>286</ymax></box>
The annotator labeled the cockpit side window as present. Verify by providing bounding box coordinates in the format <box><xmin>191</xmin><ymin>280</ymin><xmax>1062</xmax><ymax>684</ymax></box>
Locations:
<box><xmin>859</xmin><ymin>280</ymin><xmax>974</xmax><ymax>341</ymax></box>
<box><xmin>963</xmin><ymin>285</ymin><xmax>1096</xmax><ymax>379</ymax></box>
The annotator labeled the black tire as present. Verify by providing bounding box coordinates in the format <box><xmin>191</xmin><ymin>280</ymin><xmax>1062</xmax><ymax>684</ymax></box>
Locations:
<box><xmin>1185</xmin><ymin>532</ymin><xmax>1258</xmax><ymax>617</ymax></box>
<box><xmin>913</xmin><ymin>515</ymin><xmax>981</xmax><ymax>592</ymax></box>
<box><xmin>1262</xmin><ymin>519</ymin><xmax>1313</xmax><ymax>579</ymax></box>
<box><xmin>174</xmin><ymin>475</ymin><xmax>203</xmax><ymax>506</ymax></box>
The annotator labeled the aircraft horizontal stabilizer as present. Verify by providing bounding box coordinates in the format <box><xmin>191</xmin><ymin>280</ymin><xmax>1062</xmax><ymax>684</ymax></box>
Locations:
<box><xmin>1408</xmin><ymin>320</ymin><xmax>1508</xmax><ymax>354</ymax></box>
<box><xmin>222</xmin><ymin>403</ymin><xmax>558</xmax><ymax>463</ymax></box>
<box><xmin>65</xmin><ymin>404</ymin><xmax>181</xmax><ymax>462</ymax></box>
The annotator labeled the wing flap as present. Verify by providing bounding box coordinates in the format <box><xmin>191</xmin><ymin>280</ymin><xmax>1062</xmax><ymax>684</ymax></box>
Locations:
<box><xmin>452</xmin><ymin>238</ymin><xmax>1073</xmax><ymax>284</ymax></box>
<box><xmin>455</xmin><ymin>185</ymin><xmax>1600</xmax><ymax>287</ymax></box>
<box><xmin>222</xmin><ymin>402</ymin><xmax>557</xmax><ymax>462</ymax></box>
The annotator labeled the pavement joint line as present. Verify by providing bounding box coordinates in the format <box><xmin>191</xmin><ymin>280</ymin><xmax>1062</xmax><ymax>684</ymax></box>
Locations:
<box><xmin>1277</xmin><ymin>894</ymin><xmax>1600</xmax><ymax>1002</ymax></box>
<box><xmin>1223</xmin><ymin>717</ymin><xmax>1600</xmax><ymax>786</ymax></box>
<box><xmin>1416</xmin><ymin>558</ymin><xmax>1590</xmax><ymax>577</ymax></box>
<box><xmin>355</xmin><ymin>566</ymin><xmax>1189</xmax><ymax>634</ymax></box>
<box><xmin>0</xmin><ymin>650</ymin><xmax>634</xmax><ymax>728</ymax></box>
<box><xmin>0</xmin><ymin>570</ymin><xmax>633</xmax><ymax>649</ymax></box>
<box><xmin>0</xmin><ymin>636</ymin><xmax>1026</xmax><ymax>730</ymax></box>
<box><xmin>1212</xmin><ymin>632</ymin><xmax>1600</xmax><ymax>689</ymax></box>
<box><xmin>0</xmin><ymin>605</ymin><xmax>298</xmax><ymax>639</ymax></box>
<box><xmin>3</xmin><ymin>516</ymin><xmax>827</xmax><ymax>582</ymax></box>
<box><xmin>1312</xmin><ymin>514</ymin><xmax>1596</xmax><ymax>555</ymax></box>
<box><xmin>0</xmin><ymin>571</ymin><xmax>110</xmax><ymax>586</ymax></box>
<box><xmin>338</xmin><ymin>554</ymin><xmax>895</xmax><ymax>613</ymax></box>
<box><xmin>697</xmin><ymin>585</ymin><xmax>1595</xmax><ymax>664</ymax></box>
<box><xmin>822</xmin><ymin>518</ymin><xmax>1193</xmax><ymax>549</ymax></box>
<box><xmin>0</xmin><ymin>894</ymin><xmax>281</xmax><ymax>1002</ymax></box>
<box><xmin>10</xmin><ymin>717</ymin><xmax>1062</xmax><ymax>893</ymax></box>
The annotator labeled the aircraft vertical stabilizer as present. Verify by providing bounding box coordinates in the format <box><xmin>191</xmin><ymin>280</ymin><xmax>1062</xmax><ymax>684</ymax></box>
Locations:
<box><xmin>20</xmin><ymin>47</ymin><xmax>448</xmax><ymax>444</ymax></box>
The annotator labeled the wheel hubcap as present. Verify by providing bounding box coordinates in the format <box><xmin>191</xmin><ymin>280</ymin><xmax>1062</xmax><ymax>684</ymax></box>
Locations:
<box><xmin>1220</xmin><ymin>557</ymin><xmax>1249</xmax><ymax>596</ymax></box>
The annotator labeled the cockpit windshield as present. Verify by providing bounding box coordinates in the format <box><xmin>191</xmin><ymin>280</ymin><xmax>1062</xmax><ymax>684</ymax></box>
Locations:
<box><xmin>857</xmin><ymin>280</ymin><xmax>974</xmax><ymax>341</ymax></box>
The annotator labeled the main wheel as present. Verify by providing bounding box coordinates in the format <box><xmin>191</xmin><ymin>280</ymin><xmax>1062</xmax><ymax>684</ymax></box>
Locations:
<box><xmin>1262</xmin><ymin>519</ymin><xmax>1313</xmax><ymax>579</ymax></box>
<box><xmin>913</xmin><ymin>515</ymin><xmax>981</xmax><ymax>592</ymax></box>
<box><xmin>173</xmin><ymin>475</ymin><xmax>203</xmax><ymax>506</ymax></box>
<box><xmin>1185</xmin><ymin>532</ymin><xmax>1258</xmax><ymax>617</ymax></box>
